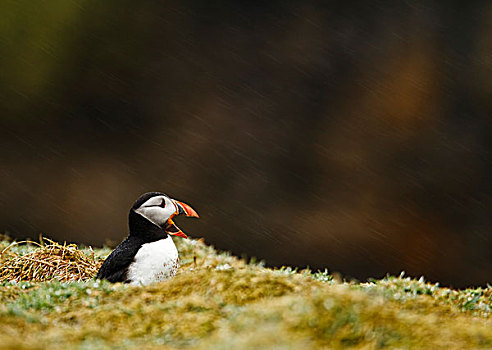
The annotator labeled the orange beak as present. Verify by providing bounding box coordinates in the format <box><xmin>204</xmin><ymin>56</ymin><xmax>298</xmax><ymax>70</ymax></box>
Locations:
<box><xmin>165</xmin><ymin>199</ymin><xmax>199</xmax><ymax>239</ymax></box>
<box><xmin>173</xmin><ymin>200</ymin><xmax>200</xmax><ymax>218</ymax></box>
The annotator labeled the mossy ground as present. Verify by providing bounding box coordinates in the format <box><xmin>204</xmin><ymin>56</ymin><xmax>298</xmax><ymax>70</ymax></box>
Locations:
<box><xmin>0</xmin><ymin>236</ymin><xmax>490</xmax><ymax>349</ymax></box>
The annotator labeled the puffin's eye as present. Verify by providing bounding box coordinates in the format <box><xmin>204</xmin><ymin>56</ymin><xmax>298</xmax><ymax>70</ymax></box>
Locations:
<box><xmin>159</xmin><ymin>199</ymin><xmax>166</xmax><ymax>208</ymax></box>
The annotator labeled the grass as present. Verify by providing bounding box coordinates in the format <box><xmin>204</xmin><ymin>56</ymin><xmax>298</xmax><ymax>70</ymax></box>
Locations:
<box><xmin>0</xmin><ymin>234</ymin><xmax>490</xmax><ymax>349</ymax></box>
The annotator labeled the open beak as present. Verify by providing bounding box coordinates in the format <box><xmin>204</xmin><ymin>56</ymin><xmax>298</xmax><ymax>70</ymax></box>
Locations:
<box><xmin>165</xmin><ymin>199</ymin><xmax>199</xmax><ymax>239</ymax></box>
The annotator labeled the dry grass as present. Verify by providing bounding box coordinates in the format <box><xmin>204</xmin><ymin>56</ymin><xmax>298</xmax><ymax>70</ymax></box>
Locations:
<box><xmin>0</xmin><ymin>237</ymin><xmax>102</xmax><ymax>282</ymax></box>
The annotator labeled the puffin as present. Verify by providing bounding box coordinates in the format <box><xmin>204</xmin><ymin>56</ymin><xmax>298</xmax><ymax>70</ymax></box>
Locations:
<box><xmin>96</xmin><ymin>192</ymin><xmax>199</xmax><ymax>285</ymax></box>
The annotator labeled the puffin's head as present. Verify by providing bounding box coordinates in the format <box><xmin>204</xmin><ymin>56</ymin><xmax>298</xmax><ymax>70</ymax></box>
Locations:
<box><xmin>131</xmin><ymin>192</ymin><xmax>199</xmax><ymax>238</ymax></box>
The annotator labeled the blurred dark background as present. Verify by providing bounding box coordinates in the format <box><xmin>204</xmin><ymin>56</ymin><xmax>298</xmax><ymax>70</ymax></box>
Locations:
<box><xmin>1</xmin><ymin>1</ymin><xmax>491</xmax><ymax>288</ymax></box>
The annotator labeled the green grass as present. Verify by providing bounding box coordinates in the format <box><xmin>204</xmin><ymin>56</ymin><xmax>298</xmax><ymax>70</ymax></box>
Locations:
<box><xmin>0</xmin><ymin>236</ymin><xmax>490</xmax><ymax>349</ymax></box>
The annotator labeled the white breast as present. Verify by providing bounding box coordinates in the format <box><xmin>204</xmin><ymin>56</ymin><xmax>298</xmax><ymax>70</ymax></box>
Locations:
<box><xmin>127</xmin><ymin>237</ymin><xmax>179</xmax><ymax>286</ymax></box>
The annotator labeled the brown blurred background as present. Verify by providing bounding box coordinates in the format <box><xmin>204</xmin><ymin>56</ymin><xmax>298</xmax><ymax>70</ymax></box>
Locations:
<box><xmin>1</xmin><ymin>1</ymin><xmax>491</xmax><ymax>287</ymax></box>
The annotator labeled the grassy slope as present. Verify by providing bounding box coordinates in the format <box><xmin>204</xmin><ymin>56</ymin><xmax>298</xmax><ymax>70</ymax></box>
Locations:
<box><xmin>0</xmin><ymin>237</ymin><xmax>490</xmax><ymax>349</ymax></box>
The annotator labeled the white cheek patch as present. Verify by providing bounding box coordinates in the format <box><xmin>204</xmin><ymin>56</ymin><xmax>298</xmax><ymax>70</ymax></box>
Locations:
<box><xmin>141</xmin><ymin>196</ymin><xmax>165</xmax><ymax>207</ymax></box>
<box><xmin>135</xmin><ymin>196</ymin><xmax>176</xmax><ymax>226</ymax></box>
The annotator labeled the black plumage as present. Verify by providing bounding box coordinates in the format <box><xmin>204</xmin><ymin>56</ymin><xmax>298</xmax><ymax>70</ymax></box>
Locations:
<box><xmin>95</xmin><ymin>235</ymin><xmax>143</xmax><ymax>282</ymax></box>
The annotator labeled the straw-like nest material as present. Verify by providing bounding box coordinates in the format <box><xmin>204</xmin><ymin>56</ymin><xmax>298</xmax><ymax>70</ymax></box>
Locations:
<box><xmin>0</xmin><ymin>238</ymin><xmax>103</xmax><ymax>282</ymax></box>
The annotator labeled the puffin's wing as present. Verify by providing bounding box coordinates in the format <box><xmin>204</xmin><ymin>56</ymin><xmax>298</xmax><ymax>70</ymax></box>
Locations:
<box><xmin>96</xmin><ymin>237</ymin><xmax>142</xmax><ymax>283</ymax></box>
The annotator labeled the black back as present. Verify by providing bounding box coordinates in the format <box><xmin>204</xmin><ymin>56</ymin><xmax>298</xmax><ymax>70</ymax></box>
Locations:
<box><xmin>95</xmin><ymin>235</ymin><xmax>144</xmax><ymax>282</ymax></box>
